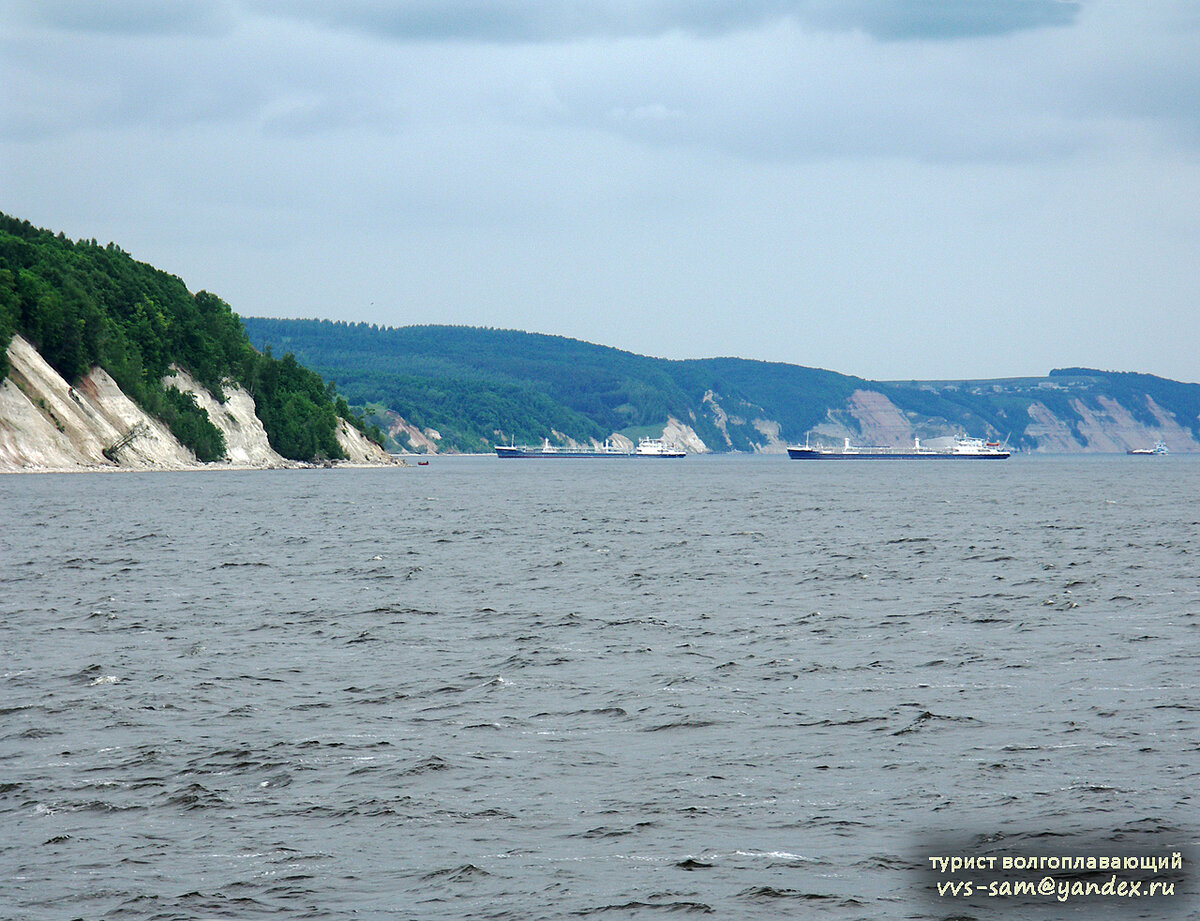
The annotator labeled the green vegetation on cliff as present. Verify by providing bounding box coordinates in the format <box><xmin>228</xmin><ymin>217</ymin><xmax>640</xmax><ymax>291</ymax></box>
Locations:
<box><xmin>243</xmin><ymin>317</ymin><xmax>1200</xmax><ymax>453</ymax></box>
<box><xmin>0</xmin><ymin>214</ymin><xmax>377</xmax><ymax>462</ymax></box>
<box><xmin>8</xmin><ymin>211</ymin><xmax>1191</xmax><ymax>459</ymax></box>
<box><xmin>242</xmin><ymin>318</ymin><xmax>862</xmax><ymax>452</ymax></box>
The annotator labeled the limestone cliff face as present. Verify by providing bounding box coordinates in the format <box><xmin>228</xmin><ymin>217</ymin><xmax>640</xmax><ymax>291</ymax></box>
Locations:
<box><xmin>750</xmin><ymin>387</ymin><xmax>1200</xmax><ymax>453</ymax></box>
<box><xmin>167</xmin><ymin>368</ymin><xmax>390</xmax><ymax>465</ymax></box>
<box><xmin>0</xmin><ymin>335</ymin><xmax>396</xmax><ymax>472</ymax></box>
<box><xmin>165</xmin><ymin>365</ymin><xmax>286</xmax><ymax>467</ymax></box>
<box><xmin>748</xmin><ymin>419</ymin><xmax>786</xmax><ymax>453</ymax></box>
<box><xmin>1057</xmin><ymin>395</ymin><xmax>1196</xmax><ymax>453</ymax></box>
<box><xmin>375</xmin><ymin>408</ymin><xmax>442</xmax><ymax>453</ymax></box>
<box><xmin>841</xmin><ymin>390</ymin><xmax>915</xmax><ymax>446</ymax></box>
<box><xmin>606</xmin><ymin>418</ymin><xmax>708</xmax><ymax>454</ymax></box>
<box><xmin>702</xmin><ymin>390</ymin><xmax>734</xmax><ymax>448</ymax></box>
<box><xmin>1022</xmin><ymin>396</ymin><xmax>1199</xmax><ymax>453</ymax></box>
<box><xmin>1</xmin><ymin>335</ymin><xmax>197</xmax><ymax>471</ymax></box>
<box><xmin>334</xmin><ymin>418</ymin><xmax>394</xmax><ymax>464</ymax></box>
<box><xmin>660</xmin><ymin>417</ymin><xmax>709</xmax><ymax>454</ymax></box>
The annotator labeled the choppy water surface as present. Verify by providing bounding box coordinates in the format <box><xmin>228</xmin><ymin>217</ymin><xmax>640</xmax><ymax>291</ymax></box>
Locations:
<box><xmin>2</xmin><ymin>456</ymin><xmax>1198</xmax><ymax>920</ymax></box>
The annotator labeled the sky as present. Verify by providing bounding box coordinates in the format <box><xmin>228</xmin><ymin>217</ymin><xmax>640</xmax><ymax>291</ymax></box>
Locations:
<box><xmin>3</xmin><ymin>0</ymin><xmax>1199</xmax><ymax>382</ymax></box>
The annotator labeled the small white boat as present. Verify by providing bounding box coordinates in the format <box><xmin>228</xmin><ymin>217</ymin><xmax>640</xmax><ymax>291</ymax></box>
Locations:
<box><xmin>1127</xmin><ymin>441</ymin><xmax>1168</xmax><ymax>456</ymax></box>
<box><xmin>635</xmin><ymin>437</ymin><xmax>686</xmax><ymax>458</ymax></box>
<box><xmin>948</xmin><ymin>435</ymin><xmax>1011</xmax><ymax>456</ymax></box>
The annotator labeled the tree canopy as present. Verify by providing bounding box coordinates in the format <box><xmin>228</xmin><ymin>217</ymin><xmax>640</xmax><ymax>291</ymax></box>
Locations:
<box><xmin>0</xmin><ymin>214</ymin><xmax>376</xmax><ymax>462</ymax></box>
<box><xmin>242</xmin><ymin>317</ymin><xmax>1200</xmax><ymax>453</ymax></box>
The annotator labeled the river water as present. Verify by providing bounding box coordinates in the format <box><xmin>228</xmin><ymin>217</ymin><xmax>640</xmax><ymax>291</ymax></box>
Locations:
<box><xmin>2</xmin><ymin>456</ymin><xmax>1197</xmax><ymax>920</ymax></box>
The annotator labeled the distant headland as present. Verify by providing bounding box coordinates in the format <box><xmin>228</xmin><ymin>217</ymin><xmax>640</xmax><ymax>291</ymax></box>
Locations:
<box><xmin>4</xmin><ymin>212</ymin><xmax>1197</xmax><ymax>471</ymax></box>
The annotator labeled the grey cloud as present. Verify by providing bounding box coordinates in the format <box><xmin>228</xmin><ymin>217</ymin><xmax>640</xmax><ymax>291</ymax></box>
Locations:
<box><xmin>244</xmin><ymin>0</ymin><xmax>1079</xmax><ymax>43</ymax></box>
<box><xmin>492</xmin><ymin>25</ymin><xmax>1114</xmax><ymax>165</ymax></box>
<box><xmin>11</xmin><ymin>0</ymin><xmax>236</xmax><ymax>36</ymax></box>
<box><xmin>244</xmin><ymin>0</ymin><xmax>784</xmax><ymax>42</ymax></box>
<box><xmin>802</xmin><ymin>0</ymin><xmax>1080</xmax><ymax>41</ymax></box>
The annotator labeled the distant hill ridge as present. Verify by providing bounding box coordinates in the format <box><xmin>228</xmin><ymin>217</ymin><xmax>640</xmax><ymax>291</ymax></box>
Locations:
<box><xmin>242</xmin><ymin>317</ymin><xmax>1200</xmax><ymax>454</ymax></box>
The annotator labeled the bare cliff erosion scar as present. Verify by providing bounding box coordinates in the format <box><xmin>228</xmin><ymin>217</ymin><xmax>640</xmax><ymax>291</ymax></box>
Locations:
<box><xmin>699</xmin><ymin>385</ymin><xmax>1198</xmax><ymax>454</ymax></box>
<box><xmin>808</xmin><ymin>388</ymin><xmax>1198</xmax><ymax>453</ymax></box>
<box><xmin>0</xmin><ymin>335</ymin><xmax>397</xmax><ymax>472</ymax></box>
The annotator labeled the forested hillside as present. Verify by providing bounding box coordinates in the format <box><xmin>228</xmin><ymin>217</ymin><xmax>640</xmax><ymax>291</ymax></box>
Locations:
<box><xmin>9</xmin><ymin>207</ymin><xmax>1187</xmax><ymax>460</ymax></box>
<box><xmin>241</xmin><ymin>318</ymin><xmax>867</xmax><ymax>452</ymax></box>
<box><xmin>243</xmin><ymin>317</ymin><xmax>1200</xmax><ymax>454</ymax></box>
<box><xmin>0</xmin><ymin>215</ymin><xmax>378</xmax><ymax>462</ymax></box>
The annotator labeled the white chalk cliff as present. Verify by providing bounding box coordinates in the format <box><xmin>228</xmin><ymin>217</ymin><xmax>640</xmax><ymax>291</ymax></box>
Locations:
<box><xmin>0</xmin><ymin>335</ymin><xmax>396</xmax><ymax>472</ymax></box>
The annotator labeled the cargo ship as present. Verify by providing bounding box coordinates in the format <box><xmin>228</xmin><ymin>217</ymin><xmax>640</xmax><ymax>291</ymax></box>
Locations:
<box><xmin>495</xmin><ymin>437</ymin><xmax>685</xmax><ymax>458</ymax></box>
<box><xmin>787</xmin><ymin>434</ymin><xmax>1010</xmax><ymax>460</ymax></box>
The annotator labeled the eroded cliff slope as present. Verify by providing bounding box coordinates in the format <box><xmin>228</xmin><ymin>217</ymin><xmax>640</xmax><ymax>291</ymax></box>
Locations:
<box><xmin>0</xmin><ymin>335</ymin><xmax>394</xmax><ymax>472</ymax></box>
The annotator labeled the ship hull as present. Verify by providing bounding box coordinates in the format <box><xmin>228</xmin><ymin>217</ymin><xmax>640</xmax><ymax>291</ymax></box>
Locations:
<box><xmin>495</xmin><ymin>451</ymin><xmax>686</xmax><ymax>458</ymax></box>
<box><xmin>495</xmin><ymin>446</ymin><xmax>632</xmax><ymax>458</ymax></box>
<box><xmin>787</xmin><ymin>448</ymin><xmax>1010</xmax><ymax>460</ymax></box>
<box><xmin>496</xmin><ymin>438</ymin><xmax>687</xmax><ymax>458</ymax></box>
<box><xmin>788</xmin><ymin>433</ymin><xmax>1010</xmax><ymax>460</ymax></box>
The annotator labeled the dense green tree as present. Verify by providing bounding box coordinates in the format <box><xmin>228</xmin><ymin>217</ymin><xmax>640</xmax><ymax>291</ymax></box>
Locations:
<box><xmin>157</xmin><ymin>386</ymin><xmax>228</xmax><ymax>463</ymax></box>
<box><xmin>0</xmin><ymin>213</ymin><xmax>367</xmax><ymax>463</ymax></box>
<box><xmin>239</xmin><ymin>317</ymin><xmax>862</xmax><ymax>452</ymax></box>
<box><xmin>241</xmin><ymin>316</ymin><xmax>1200</xmax><ymax>453</ymax></box>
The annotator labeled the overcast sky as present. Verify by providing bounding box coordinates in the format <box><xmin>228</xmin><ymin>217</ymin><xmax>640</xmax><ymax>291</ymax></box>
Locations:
<box><xmin>3</xmin><ymin>0</ymin><xmax>1199</xmax><ymax>381</ymax></box>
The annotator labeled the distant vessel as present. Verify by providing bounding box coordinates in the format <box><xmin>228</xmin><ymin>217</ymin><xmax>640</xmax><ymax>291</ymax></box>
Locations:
<box><xmin>787</xmin><ymin>433</ymin><xmax>1010</xmax><ymax>460</ymax></box>
<box><xmin>495</xmin><ymin>438</ymin><xmax>629</xmax><ymax>458</ymax></box>
<box><xmin>495</xmin><ymin>437</ymin><xmax>686</xmax><ymax>459</ymax></box>
<box><xmin>635</xmin><ymin>437</ymin><xmax>686</xmax><ymax>458</ymax></box>
<box><xmin>1127</xmin><ymin>441</ymin><xmax>1169</xmax><ymax>456</ymax></box>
